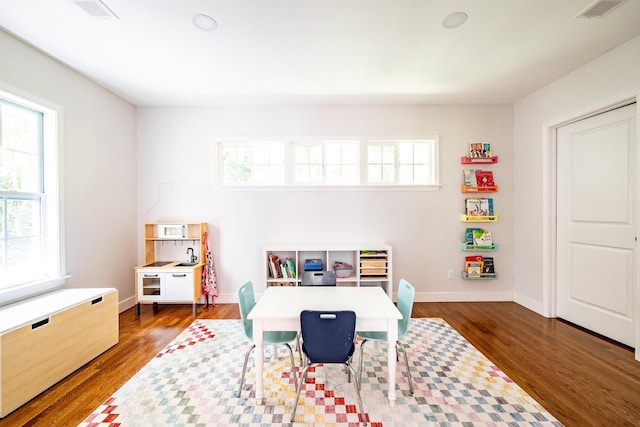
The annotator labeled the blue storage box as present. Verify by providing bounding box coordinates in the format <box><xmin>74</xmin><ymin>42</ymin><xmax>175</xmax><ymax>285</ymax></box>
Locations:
<box><xmin>304</xmin><ymin>259</ymin><xmax>323</xmax><ymax>271</ymax></box>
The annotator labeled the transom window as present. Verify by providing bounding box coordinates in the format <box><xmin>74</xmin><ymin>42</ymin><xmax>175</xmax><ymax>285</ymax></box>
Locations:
<box><xmin>217</xmin><ymin>138</ymin><xmax>438</xmax><ymax>187</ymax></box>
<box><xmin>367</xmin><ymin>140</ymin><xmax>436</xmax><ymax>185</ymax></box>
<box><xmin>221</xmin><ymin>142</ymin><xmax>285</xmax><ymax>185</ymax></box>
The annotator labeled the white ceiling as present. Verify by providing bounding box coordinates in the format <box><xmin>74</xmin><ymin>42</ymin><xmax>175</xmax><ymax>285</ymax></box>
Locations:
<box><xmin>1</xmin><ymin>0</ymin><xmax>640</xmax><ymax>106</ymax></box>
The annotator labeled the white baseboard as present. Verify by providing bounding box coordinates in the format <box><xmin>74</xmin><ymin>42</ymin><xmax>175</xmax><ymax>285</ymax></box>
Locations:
<box><xmin>414</xmin><ymin>290</ymin><xmax>513</xmax><ymax>302</ymax></box>
<box><xmin>513</xmin><ymin>292</ymin><xmax>545</xmax><ymax>317</ymax></box>
<box><xmin>119</xmin><ymin>295</ymin><xmax>136</xmax><ymax>313</ymax></box>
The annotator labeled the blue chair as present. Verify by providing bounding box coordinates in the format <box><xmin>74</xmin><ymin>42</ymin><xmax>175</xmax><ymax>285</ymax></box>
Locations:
<box><xmin>358</xmin><ymin>279</ymin><xmax>415</xmax><ymax>395</ymax></box>
<box><xmin>291</xmin><ymin>310</ymin><xmax>366</xmax><ymax>425</ymax></box>
<box><xmin>237</xmin><ymin>281</ymin><xmax>298</xmax><ymax>397</ymax></box>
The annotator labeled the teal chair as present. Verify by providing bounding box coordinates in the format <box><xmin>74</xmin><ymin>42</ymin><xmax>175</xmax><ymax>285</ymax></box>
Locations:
<box><xmin>357</xmin><ymin>279</ymin><xmax>415</xmax><ymax>395</ymax></box>
<box><xmin>237</xmin><ymin>281</ymin><xmax>298</xmax><ymax>396</ymax></box>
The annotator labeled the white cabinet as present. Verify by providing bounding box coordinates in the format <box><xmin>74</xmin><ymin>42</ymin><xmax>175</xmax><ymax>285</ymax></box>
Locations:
<box><xmin>264</xmin><ymin>243</ymin><xmax>393</xmax><ymax>297</ymax></box>
<box><xmin>136</xmin><ymin>268</ymin><xmax>198</xmax><ymax>311</ymax></box>
<box><xmin>165</xmin><ymin>271</ymin><xmax>195</xmax><ymax>301</ymax></box>
<box><xmin>137</xmin><ymin>271</ymin><xmax>163</xmax><ymax>301</ymax></box>
<box><xmin>137</xmin><ymin>270</ymin><xmax>194</xmax><ymax>301</ymax></box>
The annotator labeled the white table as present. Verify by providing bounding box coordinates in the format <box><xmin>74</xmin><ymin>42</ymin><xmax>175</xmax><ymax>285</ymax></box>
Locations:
<box><xmin>248</xmin><ymin>286</ymin><xmax>403</xmax><ymax>402</ymax></box>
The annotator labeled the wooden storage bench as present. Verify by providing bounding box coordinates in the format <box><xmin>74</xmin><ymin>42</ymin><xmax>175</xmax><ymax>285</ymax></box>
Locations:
<box><xmin>0</xmin><ymin>288</ymin><xmax>119</xmax><ymax>417</ymax></box>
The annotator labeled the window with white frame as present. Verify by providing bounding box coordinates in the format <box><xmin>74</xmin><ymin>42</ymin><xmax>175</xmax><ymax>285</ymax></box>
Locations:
<box><xmin>367</xmin><ymin>140</ymin><xmax>436</xmax><ymax>185</ymax></box>
<box><xmin>217</xmin><ymin>137</ymin><xmax>438</xmax><ymax>187</ymax></box>
<box><xmin>220</xmin><ymin>141</ymin><xmax>285</xmax><ymax>185</ymax></box>
<box><xmin>293</xmin><ymin>141</ymin><xmax>359</xmax><ymax>185</ymax></box>
<box><xmin>0</xmin><ymin>90</ymin><xmax>61</xmax><ymax>299</ymax></box>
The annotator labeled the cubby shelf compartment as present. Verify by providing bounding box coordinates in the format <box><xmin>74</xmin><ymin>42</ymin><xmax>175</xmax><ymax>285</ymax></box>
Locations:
<box><xmin>461</xmin><ymin>156</ymin><xmax>499</xmax><ymax>164</ymax></box>
<box><xmin>460</xmin><ymin>243</ymin><xmax>498</xmax><ymax>251</ymax></box>
<box><xmin>461</xmin><ymin>272</ymin><xmax>498</xmax><ymax>280</ymax></box>
<box><xmin>461</xmin><ymin>185</ymin><xmax>498</xmax><ymax>193</ymax></box>
<box><xmin>264</xmin><ymin>243</ymin><xmax>392</xmax><ymax>297</ymax></box>
<box><xmin>460</xmin><ymin>214</ymin><xmax>498</xmax><ymax>222</ymax></box>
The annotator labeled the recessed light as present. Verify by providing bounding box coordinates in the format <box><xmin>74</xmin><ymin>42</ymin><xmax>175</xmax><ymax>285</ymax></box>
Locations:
<box><xmin>192</xmin><ymin>14</ymin><xmax>217</xmax><ymax>31</ymax></box>
<box><xmin>443</xmin><ymin>12</ymin><xmax>468</xmax><ymax>29</ymax></box>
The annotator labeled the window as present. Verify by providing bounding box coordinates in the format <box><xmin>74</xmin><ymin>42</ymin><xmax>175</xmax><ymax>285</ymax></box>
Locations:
<box><xmin>220</xmin><ymin>142</ymin><xmax>285</xmax><ymax>185</ymax></box>
<box><xmin>217</xmin><ymin>137</ymin><xmax>438</xmax><ymax>187</ymax></box>
<box><xmin>0</xmin><ymin>89</ymin><xmax>61</xmax><ymax>302</ymax></box>
<box><xmin>367</xmin><ymin>140</ymin><xmax>436</xmax><ymax>185</ymax></box>
<box><xmin>293</xmin><ymin>141</ymin><xmax>359</xmax><ymax>185</ymax></box>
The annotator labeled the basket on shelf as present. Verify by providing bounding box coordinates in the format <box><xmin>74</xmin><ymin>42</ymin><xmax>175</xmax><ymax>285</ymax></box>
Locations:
<box><xmin>333</xmin><ymin>261</ymin><xmax>353</xmax><ymax>278</ymax></box>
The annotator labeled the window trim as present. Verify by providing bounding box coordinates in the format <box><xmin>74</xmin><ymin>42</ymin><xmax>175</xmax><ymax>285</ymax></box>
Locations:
<box><xmin>215</xmin><ymin>136</ymin><xmax>441</xmax><ymax>190</ymax></box>
<box><xmin>0</xmin><ymin>83</ymin><xmax>65</xmax><ymax>306</ymax></box>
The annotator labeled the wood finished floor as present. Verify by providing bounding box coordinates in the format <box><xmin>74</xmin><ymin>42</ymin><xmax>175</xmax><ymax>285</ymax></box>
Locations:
<box><xmin>2</xmin><ymin>301</ymin><xmax>639</xmax><ymax>427</ymax></box>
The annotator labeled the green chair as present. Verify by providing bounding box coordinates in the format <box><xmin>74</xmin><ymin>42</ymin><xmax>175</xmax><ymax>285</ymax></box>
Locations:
<box><xmin>357</xmin><ymin>278</ymin><xmax>415</xmax><ymax>395</ymax></box>
<box><xmin>237</xmin><ymin>281</ymin><xmax>298</xmax><ymax>396</ymax></box>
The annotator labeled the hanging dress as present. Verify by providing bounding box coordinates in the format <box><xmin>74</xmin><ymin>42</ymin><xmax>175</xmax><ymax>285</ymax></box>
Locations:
<box><xmin>201</xmin><ymin>230</ymin><xmax>218</xmax><ymax>306</ymax></box>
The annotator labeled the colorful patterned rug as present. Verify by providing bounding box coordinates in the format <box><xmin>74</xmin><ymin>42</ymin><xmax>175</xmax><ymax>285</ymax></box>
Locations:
<box><xmin>80</xmin><ymin>319</ymin><xmax>563</xmax><ymax>426</ymax></box>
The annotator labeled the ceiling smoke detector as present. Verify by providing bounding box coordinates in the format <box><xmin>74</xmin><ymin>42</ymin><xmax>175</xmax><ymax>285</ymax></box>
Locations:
<box><xmin>575</xmin><ymin>0</ymin><xmax>626</xmax><ymax>19</ymax></box>
<box><xmin>72</xmin><ymin>0</ymin><xmax>118</xmax><ymax>19</ymax></box>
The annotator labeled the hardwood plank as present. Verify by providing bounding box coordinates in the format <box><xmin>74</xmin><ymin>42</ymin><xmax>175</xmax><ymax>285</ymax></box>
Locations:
<box><xmin>1</xmin><ymin>302</ymin><xmax>639</xmax><ymax>426</ymax></box>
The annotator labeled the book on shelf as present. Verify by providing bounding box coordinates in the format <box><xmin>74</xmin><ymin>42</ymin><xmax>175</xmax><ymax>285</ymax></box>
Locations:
<box><xmin>482</xmin><ymin>257</ymin><xmax>495</xmax><ymax>274</ymax></box>
<box><xmin>469</xmin><ymin>142</ymin><xmax>491</xmax><ymax>159</ymax></box>
<box><xmin>474</xmin><ymin>170</ymin><xmax>495</xmax><ymax>187</ymax></box>
<box><xmin>465</xmin><ymin>255</ymin><xmax>495</xmax><ymax>276</ymax></box>
<box><xmin>465</xmin><ymin>198</ymin><xmax>494</xmax><ymax>217</ymax></box>
<box><xmin>465</xmin><ymin>255</ymin><xmax>484</xmax><ymax>277</ymax></box>
<box><xmin>463</xmin><ymin>169</ymin><xmax>477</xmax><ymax>186</ymax></box>
<box><xmin>286</xmin><ymin>258</ymin><xmax>296</xmax><ymax>278</ymax></box>
<box><xmin>464</xmin><ymin>227</ymin><xmax>483</xmax><ymax>245</ymax></box>
<box><xmin>268</xmin><ymin>253</ymin><xmax>280</xmax><ymax>278</ymax></box>
<box><xmin>268</xmin><ymin>254</ymin><xmax>297</xmax><ymax>279</ymax></box>
<box><xmin>472</xmin><ymin>229</ymin><xmax>492</xmax><ymax>246</ymax></box>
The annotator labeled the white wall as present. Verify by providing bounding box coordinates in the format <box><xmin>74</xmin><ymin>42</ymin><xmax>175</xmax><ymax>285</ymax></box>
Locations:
<box><xmin>513</xmin><ymin>35</ymin><xmax>640</xmax><ymax>315</ymax></box>
<box><xmin>137</xmin><ymin>104</ymin><xmax>514</xmax><ymax>303</ymax></box>
<box><xmin>0</xmin><ymin>30</ymin><xmax>138</xmax><ymax>311</ymax></box>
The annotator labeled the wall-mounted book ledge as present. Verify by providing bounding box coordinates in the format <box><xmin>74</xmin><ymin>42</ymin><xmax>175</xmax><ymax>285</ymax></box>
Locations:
<box><xmin>461</xmin><ymin>185</ymin><xmax>498</xmax><ymax>193</ymax></box>
<box><xmin>460</xmin><ymin>243</ymin><xmax>498</xmax><ymax>251</ymax></box>
<box><xmin>461</xmin><ymin>156</ymin><xmax>499</xmax><ymax>164</ymax></box>
<box><xmin>460</xmin><ymin>214</ymin><xmax>498</xmax><ymax>222</ymax></box>
<box><xmin>461</xmin><ymin>272</ymin><xmax>498</xmax><ymax>280</ymax></box>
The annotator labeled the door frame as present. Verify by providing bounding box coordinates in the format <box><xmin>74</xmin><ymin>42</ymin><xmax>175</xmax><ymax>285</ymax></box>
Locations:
<box><xmin>541</xmin><ymin>94</ymin><xmax>640</xmax><ymax>361</ymax></box>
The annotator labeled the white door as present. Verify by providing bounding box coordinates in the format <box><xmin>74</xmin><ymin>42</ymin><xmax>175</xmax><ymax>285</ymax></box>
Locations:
<box><xmin>556</xmin><ymin>103</ymin><xmax>636</xmax><ymax>347</ymax></box>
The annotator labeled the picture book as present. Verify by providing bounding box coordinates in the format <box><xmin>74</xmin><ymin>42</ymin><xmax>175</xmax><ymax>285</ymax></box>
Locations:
<box><xmin>475</xmin><ymin>170</ymin><xmax>495</xmax><ymax>187</ymax></box>
<box><xmin>465</xmin><ymin>255</ymin><xmax>484</xmax><ymax>277</ymax></box>
<box><xmin>482</xmin><ymin>257</ymin><xmax>495</xmax><ymax>274</ymax></box>
<box><xmin>465</xmin><ymin>198</ymin><xmax>494</xmax><ymax>217</ymax></box>
<box><xmin>463</xmin><ymin>169</ymin><xmax>477</xmax><ymax>186</ymax></box>
<box><xmin>465</xmin><ymin>227</ymin><xmax>483</xmax><ymax>245</ymax></box>
<box><xmin>469</xmin><ymin>142</ymin><xmax>491</xmax><ymax>158</ymax></box>
<box><xmin>465</xmin><ymin>198</ymin><xmax>482</xmax><ymax>216</ymax></box>
<box><xmin>268</xmin><ymin>253</ymin><xmax>281</xmax><ymax>278</ymax></box>
<box><xmin>472</xmin><ymin>229</ymin><xmax>492</xmax><ymax>246</ymax></box>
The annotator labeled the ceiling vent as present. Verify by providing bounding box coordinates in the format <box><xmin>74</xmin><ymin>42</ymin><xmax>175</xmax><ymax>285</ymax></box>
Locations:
<box><xmin>575</xmin><ymin>0</ymin><xmax>626</xmax><ymax>18</ymax></box>
<box><xmin>72</xmin><ymin>0</ymin><xmax>118</xmax><ymax>19</ymax></box>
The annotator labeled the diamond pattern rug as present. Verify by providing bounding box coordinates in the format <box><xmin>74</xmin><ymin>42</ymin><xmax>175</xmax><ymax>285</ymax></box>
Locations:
<box><xmin>79</xmin><ymin>318</ymin><xmax>563</xmax><ymax>426</ymax></box>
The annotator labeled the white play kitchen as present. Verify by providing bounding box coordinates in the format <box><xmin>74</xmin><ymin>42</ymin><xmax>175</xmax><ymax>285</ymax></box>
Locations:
<box><xmin>134</xmin><ymin>223</ymin><xmax>207</xmax><ymax>315</ymax></box>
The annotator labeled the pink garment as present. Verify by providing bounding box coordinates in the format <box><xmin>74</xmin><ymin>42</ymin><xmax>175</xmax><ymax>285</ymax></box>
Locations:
<box><xmin>201</xmin><ymin>231</ymin><xmax>218</xmax><ymax>305</ymax></box>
